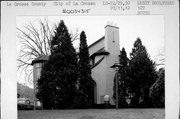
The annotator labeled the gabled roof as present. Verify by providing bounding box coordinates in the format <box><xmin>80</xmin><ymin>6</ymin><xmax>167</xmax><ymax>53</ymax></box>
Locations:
<box><xmin>88</xmin><ymin>36</ymin><xmax>105</xmax><ymax>48</ymax></box>
<box><xmin>31</xmin><ymin>55</ymin><xmax>49</xmax><ymax>65</ymax></box>
<box><xmin>90</xmin><ymin>47</ymin><xmax>109</xmax><ymax>59</ymax></box>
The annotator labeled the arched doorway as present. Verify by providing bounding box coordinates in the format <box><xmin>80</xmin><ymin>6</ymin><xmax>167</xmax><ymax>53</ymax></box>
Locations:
<box><xmin>90</xmin><ymin>79</ymin><xmax>97</xmax><ymax>105</ymax></box>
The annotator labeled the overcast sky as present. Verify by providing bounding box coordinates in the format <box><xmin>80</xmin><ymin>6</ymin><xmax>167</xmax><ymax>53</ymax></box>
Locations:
<box><xmin>17</xmin><ymin>15</ymin><xmax>164</xmax><ymax>87</ymax></box>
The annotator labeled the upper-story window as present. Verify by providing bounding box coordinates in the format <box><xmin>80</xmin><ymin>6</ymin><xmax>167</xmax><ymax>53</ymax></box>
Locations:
<box><xmin>90</xmin><ymin>58</ymin><xmax>95</xmax><ymax>67</ymax></box>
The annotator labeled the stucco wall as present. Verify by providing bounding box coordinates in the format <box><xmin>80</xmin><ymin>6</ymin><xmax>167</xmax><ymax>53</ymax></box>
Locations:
<box><xmin>91</xmin><ymin>56</ymin><xmax>107</xmax><ymax>104</ymax></box>
<box><xmin>33</xmin><ymin>63</ymin><xmax>43</xmax><ymax>93</ymax></box>
<box><xmin>105</xmin><ymin>26</ymin><xmax>120</xmax><ymax>105</ymax></box>
<box><xmin>90</xmin><ymin>25</ymin><xmax>120</xmax><ymax>105</ymax></box>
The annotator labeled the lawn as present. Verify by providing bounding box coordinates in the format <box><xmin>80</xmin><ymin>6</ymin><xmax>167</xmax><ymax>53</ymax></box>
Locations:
<box><xmin>18</xmin><ymin>108</ymin><xmax>165</xmax><ymax>119</ymax></box>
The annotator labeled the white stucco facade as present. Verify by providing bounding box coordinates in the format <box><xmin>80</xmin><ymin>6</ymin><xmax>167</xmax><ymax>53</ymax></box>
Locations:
<box><xmin>89</xmin><ymin>24</ymin><xmax>120</xmax><ymax>105</ymax></box>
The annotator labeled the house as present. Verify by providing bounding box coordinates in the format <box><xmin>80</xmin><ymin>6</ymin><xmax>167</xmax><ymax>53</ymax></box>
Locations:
<box><xmin>31</xmin><ymin>55</ymin><xmax>49</xmax><ymax>95</ymax></box>
<box><xmin>32</xmin><ymin>23</ymin><xmax>120</xmax><ymax>106</ymax></box>
<box><xmin>89</xmin><ymin>23</ymin><xmax>120</xmax><ymax>105</ymax></box>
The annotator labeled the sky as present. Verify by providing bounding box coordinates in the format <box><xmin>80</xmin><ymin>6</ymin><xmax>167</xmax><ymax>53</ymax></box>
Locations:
<box><xmin>16</xmin><ymin>15</ymin><xmax>164</xmax><ymax>87</ymax></box>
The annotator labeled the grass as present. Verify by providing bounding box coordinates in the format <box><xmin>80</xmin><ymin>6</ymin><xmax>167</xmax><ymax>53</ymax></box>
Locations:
<box><xmin>18</xmin><ymin>108</ymin><xmax>165</xmax><ymax>119</ymax></box>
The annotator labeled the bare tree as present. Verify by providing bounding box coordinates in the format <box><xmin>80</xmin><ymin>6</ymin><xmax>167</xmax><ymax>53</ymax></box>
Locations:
<box><xmin>70</xmin><ymin>28</ymin><xmax>80</xmax><ymax>42</ymax></box>
<box><xmin>17</xmin><ymin>19</ymin><xmax>80</xmax><ymax>85</ymax></box>
<box><xmin>17</xmin><ymin>19</ymin><xmax>53</xmax><ymax>84</ymax></box>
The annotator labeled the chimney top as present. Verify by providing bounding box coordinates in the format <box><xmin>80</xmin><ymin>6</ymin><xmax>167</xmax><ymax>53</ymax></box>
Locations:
<box><xmin>105</xmin><ymin>22</ymin><xmax>119</xmax><ymax>29</ymax></box>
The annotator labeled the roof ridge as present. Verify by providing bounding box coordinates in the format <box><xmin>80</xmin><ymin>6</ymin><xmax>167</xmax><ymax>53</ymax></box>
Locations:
<box><xmin>88</xmin><ymin>36</ymin><xmax>105</xmax><ymax>48</ymax></box>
